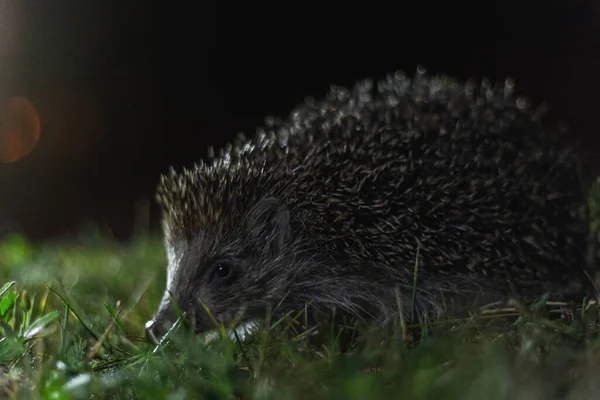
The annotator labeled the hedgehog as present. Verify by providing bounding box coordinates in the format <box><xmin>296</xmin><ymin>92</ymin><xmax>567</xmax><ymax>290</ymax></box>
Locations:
<box><xmin>145</xmin><ymin>67</ymin><xmax>594</xmax><ymax>341</ymax></box>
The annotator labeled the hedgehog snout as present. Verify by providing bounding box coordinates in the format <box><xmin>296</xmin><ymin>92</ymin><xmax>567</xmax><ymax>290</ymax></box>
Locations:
<box><xmin>145</xmin><ymin>301</ymin><xmax>179</xmax><ymax>344</ymax></box>
<box><xmin>145</xmin><ymin>318</ymin><xmax>167</xmax><ymax>344</ymax></box>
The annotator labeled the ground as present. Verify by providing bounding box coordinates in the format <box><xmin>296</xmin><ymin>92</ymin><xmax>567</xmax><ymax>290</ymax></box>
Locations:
<box><xmin>1</xmin><ymin>178</ymin><xmax>600</xmax><ymax>399</ymax></box>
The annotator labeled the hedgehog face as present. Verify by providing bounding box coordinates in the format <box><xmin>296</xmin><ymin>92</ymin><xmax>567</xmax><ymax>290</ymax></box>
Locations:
<box><xmin>146</xmin><ymin>197</ymin><xmax>293</xmax><ymax>341</ymax></box>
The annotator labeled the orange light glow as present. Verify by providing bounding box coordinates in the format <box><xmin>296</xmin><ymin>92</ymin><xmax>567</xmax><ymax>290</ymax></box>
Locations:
<box><xmin>0</xmin><ymin>96</ymin><xmax>41</xmax><ymax>163</ymax></box>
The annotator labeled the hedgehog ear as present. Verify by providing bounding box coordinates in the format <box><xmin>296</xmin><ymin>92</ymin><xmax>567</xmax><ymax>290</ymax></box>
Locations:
<box><xmin>245</xmin><ymin>197</ymin><xmax>291</xmax><ymax>256</ymax></box>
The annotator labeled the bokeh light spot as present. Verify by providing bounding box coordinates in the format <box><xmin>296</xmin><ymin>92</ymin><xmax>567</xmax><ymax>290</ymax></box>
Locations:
<box><xmin>0</xmin><ymin>96</ymin><xmax>41</xmax><ymax>163</ymax></box>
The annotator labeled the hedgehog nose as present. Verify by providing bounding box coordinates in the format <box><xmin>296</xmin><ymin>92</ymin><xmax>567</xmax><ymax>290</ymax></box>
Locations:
<box><xmin>145</xmin><ymin>319</ymin><xmax>169</xmax><ymax>344</ymax></box>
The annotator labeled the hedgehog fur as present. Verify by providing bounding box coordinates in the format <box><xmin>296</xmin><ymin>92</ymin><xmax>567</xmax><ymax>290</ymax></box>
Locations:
<box><xmin>146</xmin><ymin>68</ymin><xmax>592</xmax><ymax>338</ymax></box>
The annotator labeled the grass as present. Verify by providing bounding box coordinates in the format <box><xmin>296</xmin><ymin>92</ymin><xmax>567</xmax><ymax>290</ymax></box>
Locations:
<box><xmin>0</xmin><ymin>179</ymin><xmax>599</xmax><ymax>399</ymax></box>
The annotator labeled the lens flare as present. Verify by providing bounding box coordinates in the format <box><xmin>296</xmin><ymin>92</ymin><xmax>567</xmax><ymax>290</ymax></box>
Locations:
<box><xmin>0</xmin><ymin>96</ymin><xmax>41</xmax><ymax>163</ymax></box>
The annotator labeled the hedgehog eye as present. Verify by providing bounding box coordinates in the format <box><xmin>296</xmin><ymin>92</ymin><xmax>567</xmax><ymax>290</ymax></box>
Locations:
<box><xmin>210</xmin><ymin>262</ymin><xmax>236</xmax><ymax>286</ymax></box>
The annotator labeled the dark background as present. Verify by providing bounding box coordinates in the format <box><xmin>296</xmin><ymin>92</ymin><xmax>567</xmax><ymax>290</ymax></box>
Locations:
<box><xmin>1</xmin><ymin>0</ymin><xmax>599</xmax><ymax>241</ymax></box>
